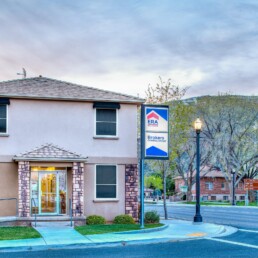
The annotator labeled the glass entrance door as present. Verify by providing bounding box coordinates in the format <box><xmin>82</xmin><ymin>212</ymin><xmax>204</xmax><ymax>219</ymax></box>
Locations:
<box><xmin>39</xmin><ymin>173</ymin><xmax>58</xmax><ymax>214</ymax></box>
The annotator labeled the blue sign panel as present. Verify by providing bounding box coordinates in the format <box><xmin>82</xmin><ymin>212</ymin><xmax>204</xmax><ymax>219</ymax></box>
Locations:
<box><xmin>143</xmin><ymin>106</ymin><xmax>169</xmax><ymax>160</ymax></box>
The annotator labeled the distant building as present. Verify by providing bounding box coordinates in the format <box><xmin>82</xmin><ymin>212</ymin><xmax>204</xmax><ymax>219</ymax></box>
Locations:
<box><xmin>174</xmin><ymin>169</ymin><xmax>246</xmax><ymax>201</ymax></box>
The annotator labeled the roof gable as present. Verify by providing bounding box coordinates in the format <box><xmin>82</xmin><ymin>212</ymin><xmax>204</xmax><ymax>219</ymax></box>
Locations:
<box><xmin>0</xmin><ymin>77</ymin><xmax>145</xmax><ymax>104</ymax></box>
<box><xmin>14</xmin><ymin>143</ymin><xmax>87</xmax><ymax>162</ymax></box>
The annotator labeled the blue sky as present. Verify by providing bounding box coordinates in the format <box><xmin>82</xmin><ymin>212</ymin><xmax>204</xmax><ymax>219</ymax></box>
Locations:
<box><xmin>0</xmin><ymin>0</ymin><xmax>257</xmax><ymax>98</ymax></box>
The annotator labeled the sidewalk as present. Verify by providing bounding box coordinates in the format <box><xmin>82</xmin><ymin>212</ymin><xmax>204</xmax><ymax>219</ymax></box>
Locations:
<box><xmin>0</xmin><ymin>220</ymin><xmax>237</xmax><ymax>252</ymax></box>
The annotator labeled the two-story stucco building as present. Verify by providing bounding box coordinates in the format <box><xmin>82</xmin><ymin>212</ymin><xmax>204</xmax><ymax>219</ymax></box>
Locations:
<box><xmin>0</xmin><ymin>76</ymin><xmax>144</xmax><ymax>223</ymax></box>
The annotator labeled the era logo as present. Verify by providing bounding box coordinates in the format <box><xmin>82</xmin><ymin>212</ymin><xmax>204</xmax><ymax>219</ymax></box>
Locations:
<box><xmin>147</xmin><ymin>111</ymin><xmax>159</xmax><ymax>127</ymax></box>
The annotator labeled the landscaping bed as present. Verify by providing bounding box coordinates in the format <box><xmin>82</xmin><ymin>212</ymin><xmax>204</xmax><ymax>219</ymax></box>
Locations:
<box><xmin>75</xmin><ymin>223</ymin><xmax>163</xmax><ymax>235</ymax></box>
<box><xmin>0</xmin><ymin>226</ymin><xmax>41</xmax><ymax>240</ymax></box>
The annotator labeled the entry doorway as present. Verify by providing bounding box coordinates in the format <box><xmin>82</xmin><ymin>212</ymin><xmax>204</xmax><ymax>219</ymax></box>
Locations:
<box><xmin>31</xmin><ymin>168</ymin><xmax>67</xmax><ymax>215</ymax></box>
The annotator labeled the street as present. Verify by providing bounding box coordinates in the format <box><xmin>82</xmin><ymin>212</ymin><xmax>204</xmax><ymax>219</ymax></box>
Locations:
<box><xmin>145</xmin><ymin>203</ymin><xmax>258</xmax><ymax>230</ymax></box>
<box><xmin>0</xmin><ymin>204</ymin><xmax>257</xmax><ymax>257</ymax></box>
<box><xmin>1</xmin><ymin>230</ymin><xmax>258</xmax><ymax>258</ymax></box>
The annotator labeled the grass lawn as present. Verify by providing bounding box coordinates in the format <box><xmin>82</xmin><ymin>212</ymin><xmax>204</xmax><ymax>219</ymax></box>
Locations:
<box><xmin>75</xmin><ymin>223</ymin><xmax>163</xmax><ymax>235</ymax></box>
<box><xmin>0</xmin><ymin>226</ymin><xmax>41</xmax><ymax>241</ymax></box>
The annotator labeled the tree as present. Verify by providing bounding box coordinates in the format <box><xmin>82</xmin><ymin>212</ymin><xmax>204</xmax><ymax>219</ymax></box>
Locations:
<box><xmin>145</xmin><ymin>76</ymin><xmax>189</xmax><ymax>219</ymax></box>
<box><xmin>145</xmin><ymin>175</ymin><xmax>163</xmax><ymax>191</ymax></box>
<box><xmin>197</xmin><ymin>95</ymin><xmax>258</xmax><ymax>202</ymax></box>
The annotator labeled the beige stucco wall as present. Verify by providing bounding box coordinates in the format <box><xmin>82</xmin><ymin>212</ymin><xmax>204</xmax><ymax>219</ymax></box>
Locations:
<box><xmin>84</xmin><ymin>164</ymin><xmax>125</xmax><ymax>221</ymax></box>
<box><xmin>0</xmin><ymin>163</ymin><xmax>18</xmax><ymax>216</ymax></box>
<box><xmin>0</xmin><ymin>99</ymin><xmax>138</xmax><ymax>159</ymax></box>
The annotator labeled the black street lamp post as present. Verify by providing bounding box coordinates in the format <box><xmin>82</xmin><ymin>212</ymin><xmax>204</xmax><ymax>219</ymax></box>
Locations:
<box><xmin>231</xmin><ymin>171</ymin><xmax>236</xmax><ymax>206</ymax></box>
<box><xmin>193</xmin><ymin>118</ymin><xmax>203</xmax><ymax>223</ymax></box>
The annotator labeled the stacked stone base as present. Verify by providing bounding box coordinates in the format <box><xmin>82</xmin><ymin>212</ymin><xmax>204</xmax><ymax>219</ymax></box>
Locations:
<box><xmin>125</xmin><ymin>164</ymin><xmax>138</xmax><ymax>221</ymax></box>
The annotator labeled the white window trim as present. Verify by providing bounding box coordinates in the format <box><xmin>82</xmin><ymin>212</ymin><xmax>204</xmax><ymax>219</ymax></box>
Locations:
<box><xmin>94</xmin><ymin>164</ymin><xmax>118</xmax><ymax>201</ymax></box>
<box><xmin>205</xmin><ymin>182</ymin><xmax>213</xmax><ymax>190</ymax></box>
<box><xmin>94</xmin><ymin>108</ymin><xmax>118</xmax><ymax>138</ymax></box>
<box><xmin>0</xmin><ymin>104</ymin><xmax>8</xmax><ymax>136</ymax></box>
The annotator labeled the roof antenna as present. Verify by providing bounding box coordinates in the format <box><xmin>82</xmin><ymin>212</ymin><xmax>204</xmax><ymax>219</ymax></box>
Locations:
<box><xmin>17</xmin><ymin>68</ymin><xmax>27</xmax><ymax>78</ymax></box>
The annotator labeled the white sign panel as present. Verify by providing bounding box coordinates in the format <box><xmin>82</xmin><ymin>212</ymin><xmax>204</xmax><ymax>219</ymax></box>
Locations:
<box><xmin>145</xmin><ymin>107</ymin><xmax>168</xmax><ymax>132</ymax></box>
<box><xmin>145</xmin><ymin>132</ymin><xmax>168</xmax><ymax>158</ymax></box>
<box><xmin>144</xmin><ymin>106</ymin><xmax>169</xmax><ymax>159</ymax></box>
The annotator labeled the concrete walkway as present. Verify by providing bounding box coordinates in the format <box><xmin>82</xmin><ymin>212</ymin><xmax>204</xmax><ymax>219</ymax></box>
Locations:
<box><xmin>0</xmin><ymin>220</ymin><xmax>237</xmax><ymax>252</ymax></box>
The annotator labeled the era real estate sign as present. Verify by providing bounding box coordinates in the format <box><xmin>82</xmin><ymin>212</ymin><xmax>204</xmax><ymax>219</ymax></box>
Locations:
<box><xmin>143</xmin><ymin>105</ymin><xmax>169</xmax><ymax>159</ymax></box>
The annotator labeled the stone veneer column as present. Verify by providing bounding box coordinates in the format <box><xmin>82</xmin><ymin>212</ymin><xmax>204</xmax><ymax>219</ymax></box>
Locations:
<box><xmin>125</xmin><ymin>164</ymin><xmax>138</xmax><ymax>221</ymax></box>
<box><xmin>72</xmin><ymin>162</ymin><xmax>84</xmax><ymax>217</ymax></box>
<box><xmin>18</xmin><ymin>161</ymin><xmax>30</xmax><ymax>217</ymax></box>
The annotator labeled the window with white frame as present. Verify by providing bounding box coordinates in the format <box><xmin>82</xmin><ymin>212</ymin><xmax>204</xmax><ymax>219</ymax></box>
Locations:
<box><xmin>96</xmin><ymin>109</ymin><xmax>117</xmax><ymax>136</ymax></box>
<box><xmin>221</xmin><ymin>182</ymin><xmax>226</xmax><ymax>190</ymax></box>
<box><xmin>205</xmin><ymin>182</ymin><xmax>213</xmax><ymax>190</ymax></box>
<box><xmin>96</xmin><ymin>165</ymin><xmax>117</xmax><ymax>199</ymax></box>
<box><xmin>0</xmin><ymin>105</ymin><xmax>7</xmax><ymax>133</ymax></box>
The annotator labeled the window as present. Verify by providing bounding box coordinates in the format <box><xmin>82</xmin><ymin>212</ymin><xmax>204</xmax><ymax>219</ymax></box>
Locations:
<box><xmin>237</xmin><ymin>183</ymin><xmax>243</xmax><ymax>190</ymax></box>
<box><xmin>96</xmin><ymin>109</ymin><xmax>117</xmax><ymax>136</ymax></box>
<box><xmin>202</xmin><ymin>196</ymin><xmax>208</xmax><ymax>201</ymax></box>
<box><xmin>223</xmin><ymin>196</ymin><xmax>229</xmax><ymax>201</ymax></box>
<box><xmin>205</xmin><ymin>182</ymin><xmax>213</xmax><ymax>190</ymax></box>
<box><xmin>96</xmin><ymin>165</ymin><xmax>117</xmax><ymax>199</ymax></box>
<box><xmin>221</xmin><ymin>183</ymin><xmax>225</xmax><ymax>190</ymax></box>
<box><xmin>211</xmin><ymin>196</ymin><xmax>216</xmax><ymax>201</ymax></box>
<box><xmin>239</xmin><ymin>196</ymin><xmax>245</xmax><ymax>201</ymax></box>
<box><xmin>0</xmin><ymin>105</ymin><xmax>7</xmax><ymax>133</ymax></box>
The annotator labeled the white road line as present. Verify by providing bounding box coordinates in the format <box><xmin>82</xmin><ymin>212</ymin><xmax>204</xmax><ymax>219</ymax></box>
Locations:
<box><xmin>206</xmin><ymin>237</ymin><xmax>258</xmax><ymax>249</ymax></box>
<box><xmin>239</xmin><ymin>229</ymin><xmax>258</xmax><ymax>234</ymax></box>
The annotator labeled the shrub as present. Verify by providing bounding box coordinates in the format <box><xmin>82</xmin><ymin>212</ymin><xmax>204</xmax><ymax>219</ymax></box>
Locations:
<box><xmin>86</xmin><ymin>215</ymin><xmax>106</xmax><ymax>225</ymax></box>
<box><xmin>113</xmin><ymin>214</ymin><xmax>135</xmax><ymax>224</ymax></box>
<box><xmin>144</xmin><ymin>211</ymin><xmax>160</xmax><ymax>224</ymax></box>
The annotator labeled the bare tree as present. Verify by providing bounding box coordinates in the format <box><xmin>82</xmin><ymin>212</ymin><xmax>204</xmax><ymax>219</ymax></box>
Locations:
<box><xmin>198</xmin><ymin>95</ymin><xmax>258</xmax><ymax>202</ymax></box>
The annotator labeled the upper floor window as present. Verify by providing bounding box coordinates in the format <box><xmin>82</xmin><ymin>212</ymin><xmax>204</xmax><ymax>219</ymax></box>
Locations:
<box><xmin>0</xmin><ymin>105</ymin><xmax>7</xmax><ymax>133</ymax></box>
<box><xmin>205</xmin><ymin>182</ymin><xmax>213</xmax><ymax>190</ymax></box>
<box><xmin>96</xmin><ymin>109</ymin><xmax>117</xmax><ymax>136</ymax></box>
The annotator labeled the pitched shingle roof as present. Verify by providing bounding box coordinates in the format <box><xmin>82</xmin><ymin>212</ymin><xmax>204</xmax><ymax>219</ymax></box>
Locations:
<box><xmin>0</xmin><ymin>77</ymin><xmax>145</xmax><ymax>104</ymax></box>
<box><xmin>13</xmin><ymin>143</ymin><xmax>87</xmax><ymax>162</ymax></box>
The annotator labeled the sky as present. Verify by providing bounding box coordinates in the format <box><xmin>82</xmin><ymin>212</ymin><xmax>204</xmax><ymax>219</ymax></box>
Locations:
<box><xmin>0</xmin><ymin>0</ymin><xmax>257</xmax><ymax>99</ymax></box>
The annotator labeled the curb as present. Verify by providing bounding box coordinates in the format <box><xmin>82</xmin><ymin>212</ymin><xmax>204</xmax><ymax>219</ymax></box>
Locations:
<box><xmin>115</xmin><ymin>224</ymin><xmax>169</xmax><ymax>234</ymax></box>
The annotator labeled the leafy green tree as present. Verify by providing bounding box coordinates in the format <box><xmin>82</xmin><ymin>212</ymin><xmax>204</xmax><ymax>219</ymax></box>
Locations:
<box><xmin>145</xmin><ymin>175</ymin><xmax>163</xmax><ymax>190</ymax></box>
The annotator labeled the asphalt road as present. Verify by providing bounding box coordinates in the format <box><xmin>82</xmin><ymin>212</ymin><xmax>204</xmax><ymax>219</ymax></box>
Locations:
<box><xmin>145</xmin><ymin>204</ymin><xmax>258</xmax><ymax>229</ymax></box>
<box><xmin>1</xmin><ymin>204</ymin><xmax>257</xmax><ymax>257</ymax></box>
<box><xmin>1</xmin><ymin>230</ymin><xmax>258</xmax><ymax>258</ymax></box>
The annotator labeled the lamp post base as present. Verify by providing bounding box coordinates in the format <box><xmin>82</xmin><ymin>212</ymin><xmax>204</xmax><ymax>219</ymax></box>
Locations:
<box><xmin>193</xmin><ymin>214</ymin><xmax>203</xmax><ymax>223</ymax></box>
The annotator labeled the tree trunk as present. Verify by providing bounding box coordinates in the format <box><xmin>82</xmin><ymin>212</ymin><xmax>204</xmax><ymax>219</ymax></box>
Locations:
<box><xmin>163</xmin><ymin>165</ymin><xmax>168</xmax><ymax>219</ymax></box>
<box><xmin>186</xmin><ymin>188</ymin><xmax>192</xmax><ymax>202</ymax></box>
<box><xmin>227</xmin><ymin>179</ymin><xmax>233</xmax><ymax>203</ymax></box>
<box><xmin>186</xmin><ymin>177</ymin><xmax>193</xmax><ymax>202</ymax></box>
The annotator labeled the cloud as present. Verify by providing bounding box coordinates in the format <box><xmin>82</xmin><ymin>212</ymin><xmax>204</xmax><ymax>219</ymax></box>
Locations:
<box><xmin>0</xmin><ymin>0</ymin><xmax>257</xmax><ymax>97</ymax></box>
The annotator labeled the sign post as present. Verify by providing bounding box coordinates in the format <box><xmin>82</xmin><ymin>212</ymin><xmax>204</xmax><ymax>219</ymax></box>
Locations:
<box><xmin>140</xmin><ymin>104</ymin><xmax>169</xmax><ymax>228</ymax></box>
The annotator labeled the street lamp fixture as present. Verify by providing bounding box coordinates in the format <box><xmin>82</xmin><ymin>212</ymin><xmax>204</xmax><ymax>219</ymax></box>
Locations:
<box><xmin>194</xmin><ymin>118</ymin><xmax>203</xmax><ymax>223</ymax></box>
<box><xmin>194</xmin><ymin>118</ymin><xmax>202</xmax><ymax>132</ymax></box>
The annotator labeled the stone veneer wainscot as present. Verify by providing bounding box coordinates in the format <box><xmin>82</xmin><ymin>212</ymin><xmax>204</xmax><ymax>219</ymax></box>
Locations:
<box><xmin>125</xmin><ymin>164</ymin><xmax>138</xmax><ymax>221</ymax></box>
